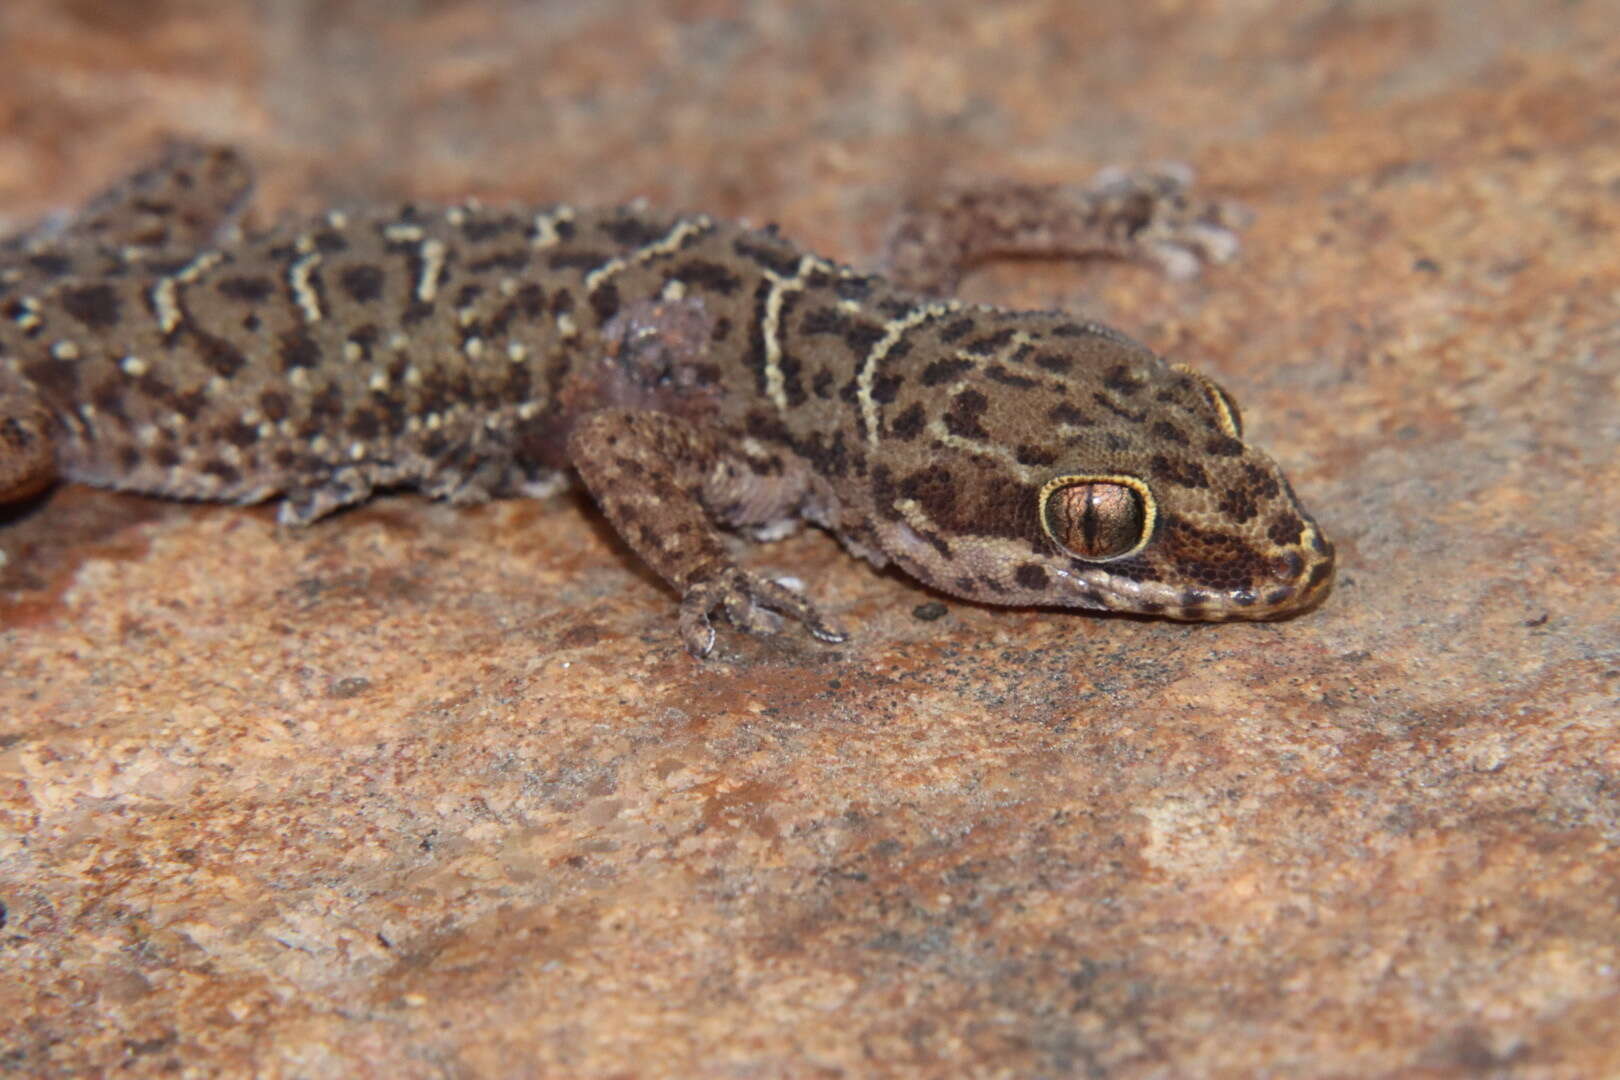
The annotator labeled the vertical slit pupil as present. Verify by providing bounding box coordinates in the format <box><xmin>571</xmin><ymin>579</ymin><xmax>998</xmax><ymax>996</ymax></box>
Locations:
<box><xmin>1047</xmin><ymin>480</ymin><xmax>1144</xmax><ymax>559</ymax></box>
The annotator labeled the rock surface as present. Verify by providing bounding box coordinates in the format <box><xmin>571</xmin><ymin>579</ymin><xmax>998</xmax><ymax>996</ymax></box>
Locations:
<box><xmin>2</xmin><ymin>0</ymin><xmax>1617</xmax><ymax>1075</ymax></box>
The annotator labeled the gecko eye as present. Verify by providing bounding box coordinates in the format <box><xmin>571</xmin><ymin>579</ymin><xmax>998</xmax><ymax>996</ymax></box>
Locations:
<box><xmin>1172</xmin><ymin>364</ymin><xmax>1244</xmax><ymax>438</ymax></box>
<box><xmin>1038</xmin><ymin>475</ymin><xmax>1156</xmax><ymax>561</ymax></box>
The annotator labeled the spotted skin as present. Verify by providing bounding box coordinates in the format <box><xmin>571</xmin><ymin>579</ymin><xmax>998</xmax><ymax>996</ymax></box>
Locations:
<box><xmin>0</xmin><ymin>144</ymin><xmax>1333</xmax><ymax>655</ymax></box>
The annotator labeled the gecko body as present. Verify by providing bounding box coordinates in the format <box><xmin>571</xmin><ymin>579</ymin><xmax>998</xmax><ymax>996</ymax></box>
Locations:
<box><xmin>0</xmin><ymin>145</ymin><xmax>1333</xmax><ymax>655</ymax></box>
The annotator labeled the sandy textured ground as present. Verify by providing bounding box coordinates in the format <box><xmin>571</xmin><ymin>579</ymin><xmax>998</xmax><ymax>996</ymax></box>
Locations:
<box><xmin>2</xmin><ymin>1</ymin><xmax>1617</xmax><ymax>1076</ymax></box>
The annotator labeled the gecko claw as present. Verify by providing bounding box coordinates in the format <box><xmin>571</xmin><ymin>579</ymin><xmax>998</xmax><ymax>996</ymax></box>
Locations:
<box><xmin>678</xmin><ymin>567</ymin><xmax>844</xmax><ymax>656</ymax></box>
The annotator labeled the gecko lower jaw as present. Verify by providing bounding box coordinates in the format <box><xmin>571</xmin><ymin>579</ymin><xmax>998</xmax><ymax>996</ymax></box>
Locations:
<box><xmin>1050</xmin><ymin>537</ymin><xmax>1335</xmax><ymax>621</ymax></box>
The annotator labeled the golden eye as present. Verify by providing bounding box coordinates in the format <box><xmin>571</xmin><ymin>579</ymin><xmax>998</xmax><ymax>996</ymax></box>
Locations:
<box><xmin>1038</xmin><ymin>475</ymin><xmax>1156</xmax><ymax>561</ymax></box>
<box><xmin>1172</xmin><ymin>364</ymin><xmax>1244</xmax><ymax>438</ymax></box>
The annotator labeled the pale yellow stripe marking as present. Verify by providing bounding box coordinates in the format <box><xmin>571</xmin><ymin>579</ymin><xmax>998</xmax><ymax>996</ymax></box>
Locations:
<box><xmin>150</xmin><ymin>251</ymin><xmax>223</xmax><ymax>335</ymax></box>
<box><xmin>288</xmin><ymin>251</ymin><xmax>324</xmax><ymax>323</ymax></box>
<box><xmin>859</xmin><ymin>301</ymin><xmax>959</xmax><ymax>447</ymax></box>
<box><xmin>926</xmin><ymin>417</ymin><xmax>1042</xmax><ymax>483</ymax></box>
<box><xmin>529</xmin><ymin>206</ymin><xmax>576</xmax><ymax>250</ymax></box>
<box><xmin>416</xmin><ymin>239</ymin><xmax>447</xmax><ymax>304</ymax></box>
<box><xmin>584</xmin><ymin>215</ymin><xmax>714</xmax><ymax>290</ymax></box>
<box><xmin>758</xmin><ymin>253</ymin><xmax>852</xmax><ymax>412</ymax></box>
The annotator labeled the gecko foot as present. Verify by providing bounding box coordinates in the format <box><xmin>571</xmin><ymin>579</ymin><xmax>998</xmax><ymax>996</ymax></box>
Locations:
<box><xmin>1081</xmin><ymin>164</ymin><xmax>1249</xmax><ymax>279</ymax></box>
<box><xmin>678</xmin><ymin>566</ymin><xmax>848</xmax><ymax>657</ymax></box>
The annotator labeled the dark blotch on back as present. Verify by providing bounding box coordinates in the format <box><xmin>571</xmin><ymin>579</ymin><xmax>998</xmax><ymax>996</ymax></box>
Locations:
<box><xmin>800</xmin><ymin>307</ymin><xmax>885</xmax><ymax>354</ymax></box>
<box><xmin>339</xmin><ymin>264</ymin><xmax>385</xmax><ymax>304</ymax></box>
<box><xmin>193</xmin><ymin>330</ymin><xmax>248</xmax><ymax>378</ymax></box>
<box><xmin>260</xmin><ymin>390</ymin><xmax>291</xmax><ymax>421</ymax></box>
<box><xmin>548</xmin><ymin>251</ymin><xmax>611</xmax><ymax>273</ymax></box>
<box><xmin>313</xmin><ymin>230</ymin><xmax>349</xmax><ymax>254</ymax></box>
<box><xmin>279</xmin><ymin>330</ymin><xmax>321</xmax><ymax>371</ymax></box>
<box><xmin>28</xmin><ymin>253</ymin><xmax>73</xmax><ymax>278</ymax></box>
<box><xmin>890</xmin><ymin>403</ymin><xmax>925</xmax><ymax>440</ymax></box>
<box><xmin>871</xmin><ymin>374</ymin><xmax>903</xmax><ymax>404</ymax></box>
<box><xmin>590</xmin><ymin>283</ymin><xmax>620</xmax><ymax>322</ymax></box>
<box><xmin>309</xmin><ymin>383</ymin><xmax>345</xmax><ymax>423</ymax></box>
<box><xmin>219</xmin><ymin>419</ymin><xmax>260</xmax><ymax>448</ymax></box>
<box><xmin>216</xmin><ymin>275</ymin><xmax>276</xmax><ymax>303</ymax></box>
<box><xmin>461</xmin><ymin>217</ymin><xmax>514</xmax><ymax>244</ymax></box>
<box><xmin>23</xmin><ymin>358</ymin><xmax>79</xmax><ymax>399</ymax></box>
<box><xmin>672</xmin><ymin>259</ymin><xmax>742</xmax><ymax>295</ymax></box>
<box><xmin>811</xmin><ymin>368</ymin><xmax>835</xmax><ymax>400</ymax></box>
<box><xmin>91</xmin><ymin>380</ymin><xmax>129</xmax><ymax>422</ymax></box>
<box><xmin>515</xmin><ymin>282</ymin><xmax>545</xmax><ymax>319</ymax></box>
<box><xmin>172</xmin><ymin>388</ymin><xmax>208</xmax><ymax>422</ymax></box>
<box><xmin>599</xmin><ymin>216</ymin><xmax>675</xmax><ymax>248</ymax></box>
<box><xmin>834</xmin><ymin>276</ymin><xmax>873</xmax><ymax>302</ymax></box>
<box><xmin>467</xmin><ymin>250</ymin><xmax>530</xmax><ymax>274</ymax></box>
<box><xmin>59</xmin><ymin>283</ymin><xmax>121</xmax><ymax>329</ymax></box>
<box><xmin>732</xmin><ymin>235</ymin><xmax>801</xmax><ymax>278</ymax></box>
<box><xmin>348</xmin><ymin>409</ymin><xmax>382</xmax><ymax>440</ymax></box>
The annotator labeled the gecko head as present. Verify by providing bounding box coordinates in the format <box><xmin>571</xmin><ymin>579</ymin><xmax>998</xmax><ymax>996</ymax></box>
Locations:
<box><xmin>867</xmin><ymin>319</ymin><xmax>1334</xmax><ymax>621</ymax></box>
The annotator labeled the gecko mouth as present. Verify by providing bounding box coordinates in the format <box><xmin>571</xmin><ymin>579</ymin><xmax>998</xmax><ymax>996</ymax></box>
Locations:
<box><xmin>1050</xmin><ymin>515</ymin><xmax>1335</xmax><ymax>621</ymax></box>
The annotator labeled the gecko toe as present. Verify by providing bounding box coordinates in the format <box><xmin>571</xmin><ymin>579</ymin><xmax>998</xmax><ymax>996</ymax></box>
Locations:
<box><xmin>678</xmin><ymin>605</ymin><xmax>719</xmax><ymax>658</ymax></box>
<box><xmin>723</xmin><ymin>588</ymin><xmax>783</xmax><ymax>636</ymax></box>
<box><xmin>806</xmin><ymin>620</ymin><xmax>849</xmax><ymax>645</ymax></box>
<box><xmin>678</xmin><ymin>568</ymin><xmax>844</xmax><ymax>655</ymax></box>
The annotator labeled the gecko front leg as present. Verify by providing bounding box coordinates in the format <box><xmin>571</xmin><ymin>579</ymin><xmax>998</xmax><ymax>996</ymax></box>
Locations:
<box><xmin>567</xmin><ymin>408</ymin><xmax>848</xmax><ymax>657</ymax></box>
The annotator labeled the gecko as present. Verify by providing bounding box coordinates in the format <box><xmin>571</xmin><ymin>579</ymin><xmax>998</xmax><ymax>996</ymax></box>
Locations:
<box><xmin>0</xmin><ymin>143</ymin><xmax>1333</xmax><ymax>656</ymax></box>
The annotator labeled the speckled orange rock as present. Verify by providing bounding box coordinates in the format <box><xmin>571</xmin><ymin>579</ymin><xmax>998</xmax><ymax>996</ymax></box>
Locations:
<box><xmin>2</xmin><ymin>1</ymin><xmax>1618</xmax><ymax>1076</ymax></box>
